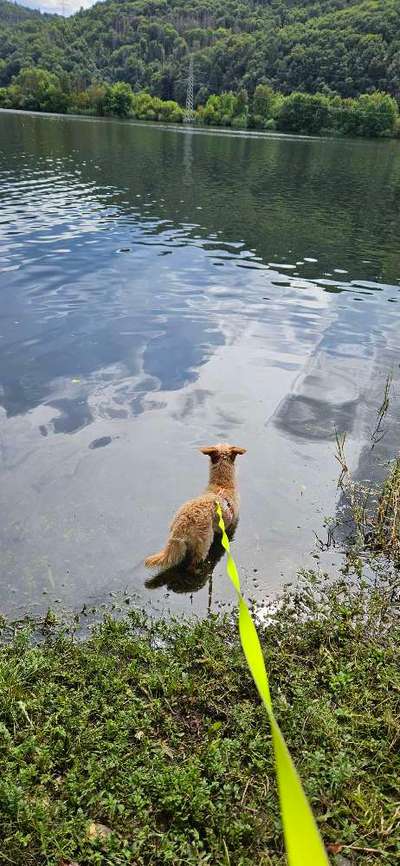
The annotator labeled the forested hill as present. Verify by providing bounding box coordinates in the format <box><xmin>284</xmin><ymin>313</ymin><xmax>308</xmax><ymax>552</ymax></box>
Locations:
<box><xmin>1</xmin><ymin>0</ymin><xmax>400</xmax><ymax>103</ymax></box>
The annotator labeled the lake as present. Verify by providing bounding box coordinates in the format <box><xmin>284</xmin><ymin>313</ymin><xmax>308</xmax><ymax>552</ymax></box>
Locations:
<box><xmin>1</xmin><ymin>109</ymin><xmax>399</xmax><ymax>620</ymax></box>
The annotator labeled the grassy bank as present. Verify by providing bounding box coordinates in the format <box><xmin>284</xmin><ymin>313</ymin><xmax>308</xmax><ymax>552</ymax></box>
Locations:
<box><xmin>1</xmin><ymin>564</ymin><xmax>399</xmax><ymax>866</ymax></box>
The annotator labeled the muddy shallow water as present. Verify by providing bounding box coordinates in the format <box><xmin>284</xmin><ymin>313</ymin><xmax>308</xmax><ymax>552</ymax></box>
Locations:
<box><xmin>1</xmin><ymin>110</ymin><xmax>399</xmax><ymax>619</ymax></box>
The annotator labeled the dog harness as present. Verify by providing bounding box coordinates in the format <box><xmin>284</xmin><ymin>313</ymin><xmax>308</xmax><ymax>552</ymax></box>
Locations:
<box><xmin>217</xmin><ymin>494</ymin><xmax>234</xmax><ymax>526</ymax></box>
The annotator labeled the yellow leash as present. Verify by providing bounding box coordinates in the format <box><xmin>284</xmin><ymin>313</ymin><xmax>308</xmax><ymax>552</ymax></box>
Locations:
<box><xmin>216</xmin><ymin>503</ymin><xmax>329</xmax><ymax>866</ymax></box>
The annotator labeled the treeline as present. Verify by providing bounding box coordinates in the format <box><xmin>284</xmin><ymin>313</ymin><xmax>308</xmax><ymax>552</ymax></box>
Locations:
<box><xmin>1</xmin><ymin>68</ymin><xmax>399</xmax><ymax>138</ymax></box>
<box><xmin>199</xmin><ymin>87</ymin><xmax>400</xmax><ymax>137</ymax></box>
<box><xmin>1</xmin><ymin>0</ymin><xmax>400</xmax><ymax>105</ymax></box>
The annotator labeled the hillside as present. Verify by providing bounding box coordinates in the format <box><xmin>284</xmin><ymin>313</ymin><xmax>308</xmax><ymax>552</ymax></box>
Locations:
<box><xmin>1</xmin><ymin>0</ymin><xmax>400</xmax><ymax>103</ymax></box>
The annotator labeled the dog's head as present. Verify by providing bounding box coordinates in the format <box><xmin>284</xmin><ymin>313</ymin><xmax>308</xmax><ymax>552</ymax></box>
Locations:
<box><xmin>200</xmin><ymin>443</ymin><xmax>247</xmax><ymax>464</ymax></box>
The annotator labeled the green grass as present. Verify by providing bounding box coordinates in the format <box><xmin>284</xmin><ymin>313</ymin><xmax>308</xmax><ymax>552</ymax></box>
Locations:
<box><xmin>1</xmin><ymin>566</ymin><xmax>399</xmax><ymax>866</ymax></box>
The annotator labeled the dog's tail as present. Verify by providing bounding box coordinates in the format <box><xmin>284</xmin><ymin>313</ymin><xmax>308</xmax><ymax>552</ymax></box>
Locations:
<box><xmin>144</xmin><ymin>537</ymin><xmax>187</xmax><ymax>572</ymax></box>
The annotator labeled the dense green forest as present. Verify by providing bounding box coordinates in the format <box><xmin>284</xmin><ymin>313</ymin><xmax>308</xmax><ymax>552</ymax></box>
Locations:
<box><xmin>1</xmin><ymin>0</ymin><xmax>400</xmax><ymax>104</ymax></box>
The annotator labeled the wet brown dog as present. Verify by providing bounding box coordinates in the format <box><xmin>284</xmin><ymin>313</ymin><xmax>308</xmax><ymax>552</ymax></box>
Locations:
<box><xmin>144</xmin><ymin>443</ymin><xmax>246</xmax><ymax>573</ymax></box>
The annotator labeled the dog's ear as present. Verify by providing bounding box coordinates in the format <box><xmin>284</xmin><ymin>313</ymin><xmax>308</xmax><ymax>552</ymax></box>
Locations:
<box><xmin>229</xmin><ymin>446</ymin><xmax>247</xmax><ymax>461</ymax></box>
<box><xmin>200</xmin><ymin>446</ymin><xmax>220</xmax><ymax>464</ymax></box>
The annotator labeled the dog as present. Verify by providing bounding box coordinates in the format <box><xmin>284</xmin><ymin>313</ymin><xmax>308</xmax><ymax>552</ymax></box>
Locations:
<box><xmin>144</xmin><ymin>443</ymin><xmax>246</xmax><ymax>574</ymax></box>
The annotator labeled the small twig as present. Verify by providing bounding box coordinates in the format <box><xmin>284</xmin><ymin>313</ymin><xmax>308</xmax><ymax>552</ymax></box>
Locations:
<box><xmin>371</xmin><ymin>371</ymin><xmax>393</xmax><ymax>450</ymax></box>
<box><xmin>342</xmin><ymin>844</ymin><xmax>391</xmax><ymax>856</ymax></box>
<box><xmin>240</xmin><ymin>778</ymin><xmax>251</xmax><ymax>806</ymax></box>
<box><xmin>314</xmin><ymin>523</ymin><xmax>336</xmax><ymax>551</ymax></box>
<box><xmin>334</xmin><ymin>429</ymin><xmax>348</xmax><ymax>489</ymax></box>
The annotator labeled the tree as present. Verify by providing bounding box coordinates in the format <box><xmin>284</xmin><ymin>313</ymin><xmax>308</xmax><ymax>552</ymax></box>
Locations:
<box><xmin>233</xmin><ymin>88</ymin><xmax>248</xmax><ymax>116</ymax></box>
<box><xmin>132</xmin><ymin>91</ymin><xmax>156</xmax><ymax>120</ymax></box>
<box><xmin>250</xmin><ymin>83</ymin><xmax>276</xmax><ymax>128</ymax></box>
<box><xmin>0</xmin><ymin>86</ymin><xmax>11</xmax><ymax>107</ymax></box>
<box><xmin>202</xmin><ymin>91</ymin><xmax>238</xmax><ymax>126</ymax></box>
<box><xmin>1</xmin><ymin>0</ymin><xmax>400</xmax><ymax>101</ymax></box>
<box><xmin>156</xmin><ymin>98</ymin><xmax>183</xmax><ymax>122</ymax></box>
<box><xmin>355</xmin><ymin>92</ymin><xmax>399</xmax><ymax>137</ymax></box>
<box><xmin>332</xmin><ymin>92</ymin><xmax>399</xmax><ymax>137</ymax></box>
<box><xmin>103</xmin><ymin>81</ymin><xmax>134</xmax><ymax>117</ymax></box>
<box><xmin>71</xmin><ymin>83</ymin><xmax>107</xmax><ymax>115</ymax></box>
<box><xmin>252</xmin><ymin>84</ymin><xmax>274</xmax><ymax>118</ymax></box>
<box><xmin>276</xmin><ymin>92</ymin><xmax>330</xmax><ymax>135</ymax></box>
<box><xmin>10</xmin><ymin>67</ymin><xmax>69</xmax><ymax>112</ymax></box>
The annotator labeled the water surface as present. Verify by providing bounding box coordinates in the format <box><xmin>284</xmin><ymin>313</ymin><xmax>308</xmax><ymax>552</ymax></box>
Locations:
<box><xmin>1</xmin><ymin>111</ymin><xmax>399</xmax><ymax>619</ymax></box>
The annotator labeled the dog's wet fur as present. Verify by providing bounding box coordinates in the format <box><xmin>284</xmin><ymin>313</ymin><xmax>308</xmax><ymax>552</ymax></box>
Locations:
<box><xmin>144</xmin><ymin>443</ymin><xmax>246</xmax><ymax>574</ymax></box>
<box><xmin>145</xmin><ymin>522</ymin><xmax>238</xmax><ymax>594</ymax></box>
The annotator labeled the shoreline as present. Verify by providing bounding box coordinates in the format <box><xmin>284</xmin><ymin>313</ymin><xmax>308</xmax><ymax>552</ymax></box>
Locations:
<box><xmin>1</xmin><ymin>106</ymin><xmax>398</xmax><ymax>145</ymax></box>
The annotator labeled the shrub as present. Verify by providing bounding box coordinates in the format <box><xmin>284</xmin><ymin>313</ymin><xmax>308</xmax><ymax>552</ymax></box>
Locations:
<box><xmin>249</xmin><ymin>112</ymin><xmax>264</xmax><ymax>129</ymax></box>
<box><xmin>157</xmin><ymin>98</ymin><xmax>184</xmax><ymax>122</ymax></box>
<box><xmin>0</xmin><ymin>87</ymin><xmax>11</xmax><ymax>107</ymax></box>
<box><xmin>202</xmin><ymin>92</ymin><xmax>238</xmax><ymax>126</ymax></box>
<box><xmin>231</xmin><ymin>114</ymin><xmax>248</xmax><ymax>129</ymax></box>
<box><xmin>331</xmin><ymin>91</ymin><xmax>399</xmax><ymax>137</ymax></box>
<box><xmin>9</xmin><ymin>66</ymin><xmax>69</xmax><ymax>113</ymax></box>
<box><xmin>276</xmin><ymin>92</ymin><xmax>330</xmax><ymax>135</ymax></box>
<box><xmin>72</xmin><ymin>84</ymin><xmax>107</xmax><ymax>115</ymax></box>
<box><xmin>103</xmin><ymin>82</ymin><xmax>134</xmax><ymax>117</ymax></box>
<box><xmin>252</xmin><ymin>83</ymin><xmax>275</xmax><ymax>119</ymax></box>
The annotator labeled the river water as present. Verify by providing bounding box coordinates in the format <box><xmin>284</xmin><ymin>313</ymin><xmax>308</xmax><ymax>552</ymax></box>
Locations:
<box><xmin>0</xmin><ymin>110</ymin><xmax>399</xmax><ymax>619</ymax></box>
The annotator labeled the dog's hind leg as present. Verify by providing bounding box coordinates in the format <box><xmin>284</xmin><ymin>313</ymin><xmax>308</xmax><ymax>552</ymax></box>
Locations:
<box><xmin>188</xmin><ymin>525</ymin><xmax>214</xmax><ymax>568</ymax></box>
